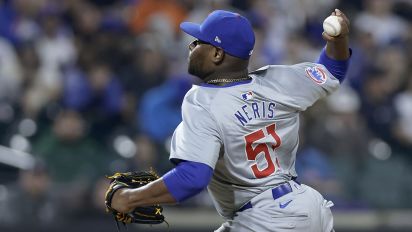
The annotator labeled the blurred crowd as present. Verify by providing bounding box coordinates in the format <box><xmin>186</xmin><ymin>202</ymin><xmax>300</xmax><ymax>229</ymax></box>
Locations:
<box><xmin>0</xmin><ymin>0</ymin><xmax>411</xmax><ymax>229</ymax></box>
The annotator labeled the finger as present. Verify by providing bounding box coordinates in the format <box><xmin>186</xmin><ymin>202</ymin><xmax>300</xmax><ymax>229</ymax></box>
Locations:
<box><xmin>323</xmin><ymin>31</ymin><xmax>346</xmax><ymax>41</ymax></box>
<box><xmin>342</xmin><ymin>13</ymin><xmax>350</xmax><ymax>26</ymax></box>
<box><xmin>337</xmin><ymin>17</ymin><xmax>347</xmax><ymax>28</ymax></box>
<box><xmin>336</xmin><ymin>16</ymin><xmax>350</xmax><ymax>34</ymax></box>
<box><xmin>322</xmin><ymin>32</ymin><xmax>337</xmax><ymax>41</ymax></box>
<box><xmin>336</xmin><ymin>8</ymin><xmax>350</xmax><ymax>26</ymax></box>
<box><xmin>335</xmin><ymin>9</ymin><xmax>341</xmax><ymax>15</ymax></box>
<box><xmin>333</xmin><ymin>9</ymin><xmax>350</xmax><ymax>33</ymax></box>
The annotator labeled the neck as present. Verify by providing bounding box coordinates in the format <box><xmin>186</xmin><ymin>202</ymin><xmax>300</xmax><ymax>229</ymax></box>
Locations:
<box><xmin>204</xmin><ymin>69</ymin><xmax>250</xmax><ymax>85</ymax></box>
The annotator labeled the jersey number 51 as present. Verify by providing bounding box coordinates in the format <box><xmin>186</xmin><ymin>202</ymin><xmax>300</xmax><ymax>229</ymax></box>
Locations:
<box><xmin>244</xmin><ymin>123</ymin><xmax>281</xmax><ymax>178</ymax></box>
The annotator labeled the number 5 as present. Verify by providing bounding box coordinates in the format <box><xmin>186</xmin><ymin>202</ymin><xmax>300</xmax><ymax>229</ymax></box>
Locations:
<box><xmin>244</xmin><ymin>123</ymin><xmax>281</xmax><ymax>178</ymax></box>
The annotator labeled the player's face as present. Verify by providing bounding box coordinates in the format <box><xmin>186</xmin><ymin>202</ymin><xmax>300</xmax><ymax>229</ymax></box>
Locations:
<box><xmin>187</xmin><ymin>40</ymin><xmax>214</xmax><ymax>79</ymax></box>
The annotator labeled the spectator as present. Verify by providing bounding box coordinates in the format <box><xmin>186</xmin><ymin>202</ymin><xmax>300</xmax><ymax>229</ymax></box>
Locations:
<box><xmin>354</xmin><ymin>0</ymin><xmax>408</xmax><ymax>46</ymax></box>
<box><xmin>35</xmin><ymin>9</ymin><xmax>76</xmax><ymax>99</ymax></box>
<box><xmin>360</xmin><ymin>67</ymin><xmax>399</xmax><ymax>146</ymax></box>
<box><xmin>393</xmin><ymin>75</ymin><xmax>412</xmax><ymax>150</ymax></box>
<box><xmin>119</xmin><ymin>44</ymin><xmax>168</xmax><ymax>107</ymax></box>
<box><xmin>128</xmin><ymin>0</ymin><xmax>187</xmax><ymax>35</ymax></box>
<box><xmin>0</xmin><ymin>37</ymin><xmax>22</xmax><ymax>103</ymax></box>
<box><xmin>0</xmin><ymin>161</ymin><xmax>62</xmax><ymax>228</ymax></box>
<box><xmin>63</xmin><ymin>62</ymin><xmax>124</xmax><ymax>142</ymax></box>
<box><xmin>138</xmin><ymin>75</ymin><xmax>191</xmax><ymax>143</ymax></box>
<box><xmin>32</xmin><ymin>110</ymin><xmax>108</xmax><ymax>183</ymax></box>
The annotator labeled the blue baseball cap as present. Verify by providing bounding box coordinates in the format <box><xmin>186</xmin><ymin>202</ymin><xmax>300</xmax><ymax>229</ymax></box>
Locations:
<box><xmin>180</xmin><ymin>10</ymin><xmax>255</xmax><ymax>60</ymax></box>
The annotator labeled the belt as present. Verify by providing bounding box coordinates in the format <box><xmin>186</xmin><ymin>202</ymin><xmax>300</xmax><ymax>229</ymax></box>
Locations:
<box><xmin>238</xmin><ymin>181</ymin><xmax>298</xmax><ymax>212</ymax></box>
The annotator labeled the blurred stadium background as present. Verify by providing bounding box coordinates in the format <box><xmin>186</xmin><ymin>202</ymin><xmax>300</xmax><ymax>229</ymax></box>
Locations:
<box><xmin>0</xmin><ymin>0</ymin><xmax>411</xmax><ymax>231</ymax></box>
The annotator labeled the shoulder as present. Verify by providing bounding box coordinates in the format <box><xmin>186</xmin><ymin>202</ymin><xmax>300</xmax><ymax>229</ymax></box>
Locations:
<box><xmin>290</xmin><ymin>62</ymin><xmax>324</xmax><ymax>69</ymax></box>
<box><xmin>250</xmin><ymin>65</ymin><xmax>279</xmax><ymax>75</ymax></box>
<box><xmin>184</xmin><ymin>85</ymin><xmax>214</xmax><ymax>103</ymax></box>
<box><xmin>182</xmin><ymin>85</ymin><xmax>217</xmax><ymax>114</ymax></box>
<box><xmin>253</xmin><ymin>62</ymin><xmax>328</xmax><ymax>81</ymax></box>
<box><xmin>250</xmin><ymin>64</ymin><xmax>300</xmax><ymax>77</ymax></box>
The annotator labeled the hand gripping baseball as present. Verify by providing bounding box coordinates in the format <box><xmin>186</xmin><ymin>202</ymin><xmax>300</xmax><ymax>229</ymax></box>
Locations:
<box><xmin>322</xmin><ymin>9</ymin><xmax>350</xmax><ymax>42</ymax></box>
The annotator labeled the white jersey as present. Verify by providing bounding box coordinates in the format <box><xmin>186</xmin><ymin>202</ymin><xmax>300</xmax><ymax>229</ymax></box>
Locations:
<box><xmin>169</xmin><ymin>62</ymin><xmax>340</xmax><ymax>219</ymax></box>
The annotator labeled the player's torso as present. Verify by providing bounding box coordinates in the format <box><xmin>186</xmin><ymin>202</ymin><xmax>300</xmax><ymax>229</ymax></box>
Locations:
<box><xmin>197</xmin><ymin>73</ymin><xmax>301</xmax><ymax>218</ymax></box>
<box><xmin>183</xmin><ymin>63</ymin><xmax>338</xmax><ymax>218</ymax></box>
<box><xmin>210</xmin><ymin>80</ymin><xmax>299</xmax><ymax>185</ymax></box>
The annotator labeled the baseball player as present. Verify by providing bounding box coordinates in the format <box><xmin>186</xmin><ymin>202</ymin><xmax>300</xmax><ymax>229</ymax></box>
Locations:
<box><xmin>110</xmin><ymin>9</ymin><xmax>351</xmax><ymax>232</ymax></box>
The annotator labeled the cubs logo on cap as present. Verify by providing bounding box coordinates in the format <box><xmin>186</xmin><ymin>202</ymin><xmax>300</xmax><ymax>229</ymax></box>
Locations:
<box><xmin>241</xmin><ymin>91</ymin><xmax>254</xmax><ymax>100</ymax></box>
<box><xmin>305</xmin><ymin>66</ymin><xmax>327</xmax><ymax>84</ymax></box>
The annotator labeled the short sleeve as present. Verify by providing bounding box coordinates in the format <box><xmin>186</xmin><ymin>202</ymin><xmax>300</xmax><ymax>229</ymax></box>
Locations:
<box><xmin>291</xmin><ymin>62</ymin><xmax>340</xmax><ymax>106</ymax></box>
<box><xmin>257</xmin><ymin>62</ymin><xmax>340</xmax><ymax>111</ymax></box>
<box><xmin>169</xmin><ymin>99</ymin><xmax>222</xmax><ymax>169</ymax></box>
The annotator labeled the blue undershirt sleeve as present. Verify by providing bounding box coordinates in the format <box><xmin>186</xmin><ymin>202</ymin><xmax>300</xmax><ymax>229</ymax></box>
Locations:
<box><xmin>317</xmin><ymin>47</ymin><xmax>352</xmax><ymax>82</ymax></box>
<box><xmin>163</xmin><ymin>161</ymin><xmax>213</xmax><ymax>202</ymax></box>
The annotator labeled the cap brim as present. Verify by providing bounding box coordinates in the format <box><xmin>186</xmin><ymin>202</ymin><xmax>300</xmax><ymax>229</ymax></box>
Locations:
<box><xmin>180</xmin><ymin>22</ymin><xmax>208</xmax><ymax>42</ymax></box>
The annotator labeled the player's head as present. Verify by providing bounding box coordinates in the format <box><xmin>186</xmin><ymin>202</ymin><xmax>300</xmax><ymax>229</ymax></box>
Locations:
<box><xmin>180</xmin><ymin>10</ymin><xmax>255</xmax><ymax>79</ymax></box>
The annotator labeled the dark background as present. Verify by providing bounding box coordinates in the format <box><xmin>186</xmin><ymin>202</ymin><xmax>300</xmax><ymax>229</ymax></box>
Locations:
<box><xmin>0</xmin><ymin>0</ymin><xmax>412</xmax><ymax>231</ymax></box>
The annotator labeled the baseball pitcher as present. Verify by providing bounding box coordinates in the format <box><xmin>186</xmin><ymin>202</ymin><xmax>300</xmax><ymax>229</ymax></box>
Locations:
<box><xmin>106</xmin><ymin>8</ymin><xmax>351</xmax><ymax>232</ymax></box>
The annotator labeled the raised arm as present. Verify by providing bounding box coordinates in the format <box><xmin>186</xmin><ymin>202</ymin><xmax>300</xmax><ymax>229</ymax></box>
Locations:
<box><xmin>317</xmin><ymin>9</ymin><xmax>351</xmax><ymax>82</ymax></box>
<box><xmin>323</xmin><ymin>9</ymin><xmax>350</xmax><ymax>60</ymax></box>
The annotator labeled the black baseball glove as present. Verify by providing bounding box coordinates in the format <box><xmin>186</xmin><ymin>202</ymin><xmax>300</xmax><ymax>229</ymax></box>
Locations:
<box><xmin>104</xmin><ymin>170</ymin><xmax>165</xmax><ymax>229</ymax></box>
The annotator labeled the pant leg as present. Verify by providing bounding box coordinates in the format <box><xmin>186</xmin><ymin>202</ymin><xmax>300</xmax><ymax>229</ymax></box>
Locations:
<box><xmin>303</xmin><ymin>184</ymin><xmax>335</xmax><ymax>232</ymax></box>
<box><xmin>214</xmin><ymin>222</ymin><xmax>230</xmax><ymax>232</ymax></box>
<box><xmin>320</xmin><ymin>198</ymin><xmax>335</xmax><ymax>232</ymax></box>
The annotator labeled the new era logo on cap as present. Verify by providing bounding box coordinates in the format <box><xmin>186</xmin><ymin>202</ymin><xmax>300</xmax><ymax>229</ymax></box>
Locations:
<box><xmin>180</xmin><ymin>10</ymin><xmax>255</xmax><ymax>60</ymax></box>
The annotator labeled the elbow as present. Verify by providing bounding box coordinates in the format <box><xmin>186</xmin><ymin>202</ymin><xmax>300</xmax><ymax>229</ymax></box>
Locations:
<box><xmin>163</xmin><ymin>161</ymin><xmax>213</xmax><ymax>202</ymax></box>
<box><xmin>178</xmin><ymin>161</ymin><xmax>212</xmax><ymax>198</ymax></box>
<box><xmin>190</xmin><ymin>174</ymin><xmax>210</xmax><ymax>193</ymax></box>
<box><xmin>317</xmin><ymin>47</ymin><xmax>352</xmax><ymax>82</ymax></box>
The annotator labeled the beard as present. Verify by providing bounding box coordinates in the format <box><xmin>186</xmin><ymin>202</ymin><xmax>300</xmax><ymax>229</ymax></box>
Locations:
<box><xmin>188</xmin><ymin>59</ymin><xmax>203</xmax><ymax>79</ymax></box>
<box><xmin>188</xmin><ymin>55</ymin><xmax>210</xmax><ymax>80</ymax></box>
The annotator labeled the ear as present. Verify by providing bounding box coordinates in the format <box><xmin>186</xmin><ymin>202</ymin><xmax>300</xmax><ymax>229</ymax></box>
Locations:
<box><xmin>211</xmin><ymin>47</ymin><xmax>224</xmax><ymax>64</ymax></box>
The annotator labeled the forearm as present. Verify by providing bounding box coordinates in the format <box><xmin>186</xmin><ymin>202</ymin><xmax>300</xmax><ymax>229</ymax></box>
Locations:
<box><xmin>325</xmin><ymin>36</ymin><xmax>350</xmax><ymax>60</ymax></box>
<box><xmin>127</xmin><ymin>178</ymin><xmax>177</xmax><ymax>207</ymax></box>
<box><xmin>111</xmin><ymin>161</ymin><xmax>213</xmax><ymax>213</ymax></box>
<box><xmin>317</xmin><ymin>47</ymin><xmax>350</xmax><ymax>82</ymax></box>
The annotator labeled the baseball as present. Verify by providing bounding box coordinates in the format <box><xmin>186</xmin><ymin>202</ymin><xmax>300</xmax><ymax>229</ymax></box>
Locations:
<box><xmin>323</xmin><ymin>15</ymin><xmax>341</xmax><ymax>37</ymax></box>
